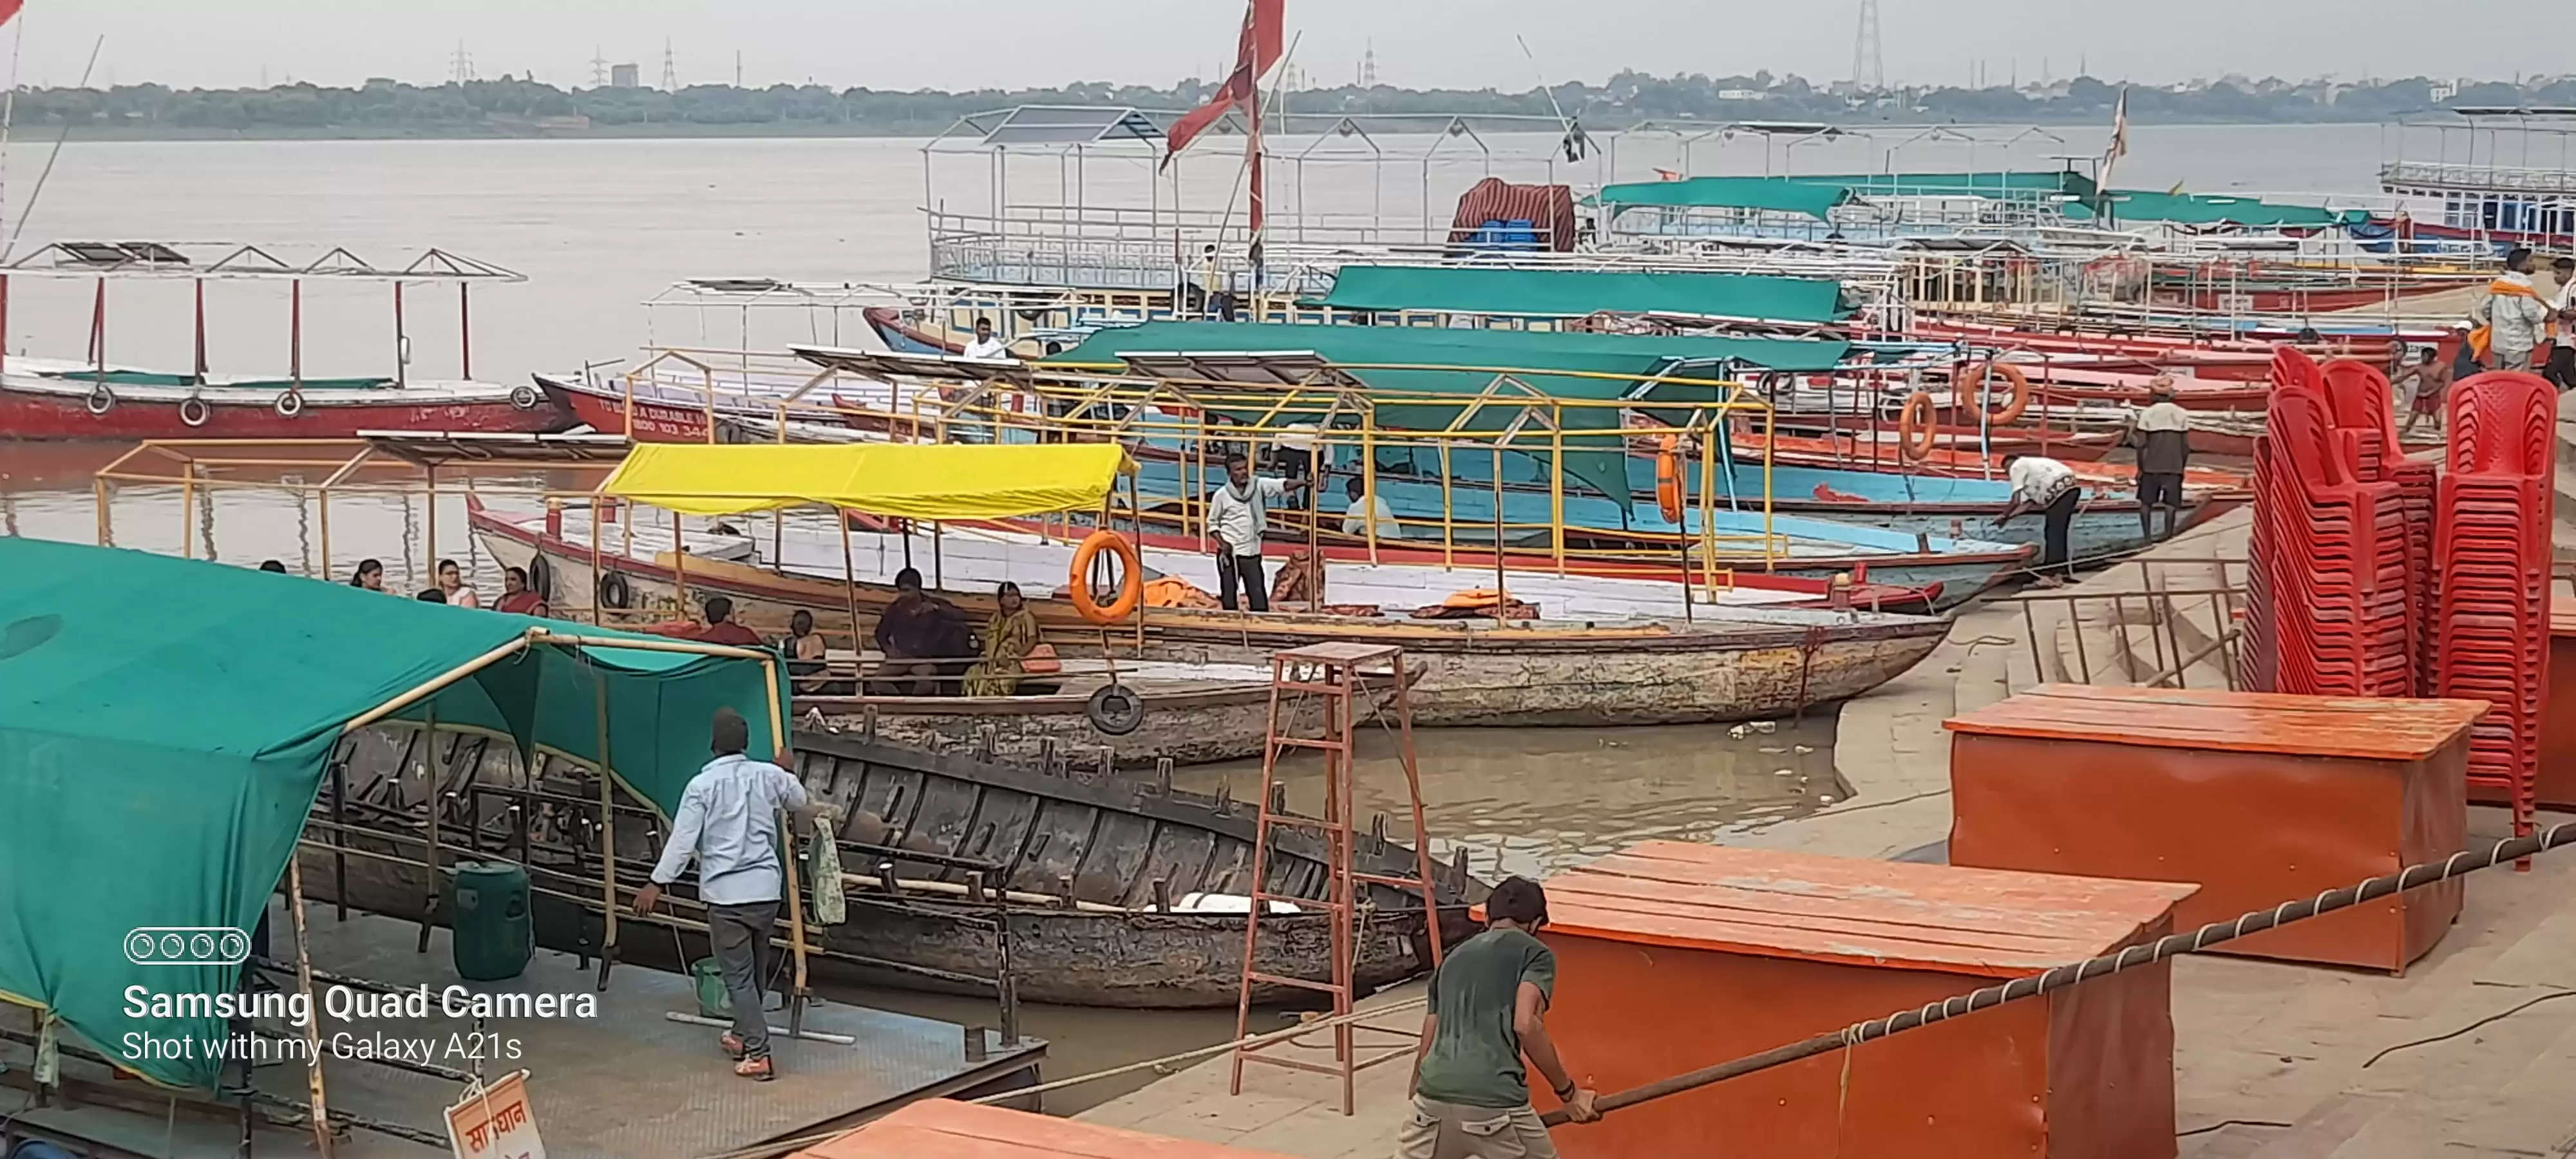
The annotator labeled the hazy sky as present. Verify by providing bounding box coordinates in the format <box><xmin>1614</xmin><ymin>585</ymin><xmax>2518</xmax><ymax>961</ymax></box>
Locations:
<box><xmin>14</xmin><ymin>1</ymin><xmax>2571</xmax><ymax>93</ymax></box>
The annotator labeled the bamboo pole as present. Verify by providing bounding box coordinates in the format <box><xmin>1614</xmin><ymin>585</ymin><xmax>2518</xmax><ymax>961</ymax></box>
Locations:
<box><xmin>1549</xmin><ymin>420</ymin><xmax>1565</xmax><ymax>577</ymax></box>
<box><xmin>837</xmin><ymin>509</ymin><xmax>864</xmax><ymax>646</ymax></box>
<box><xmin>91</xmin><ymin>476</ymin><xmax>108</xmax><ymax>546</ymax></box>
<box><xmin>179</xmin><ymin>465</ymin><xmax>195</xmax><ymax>560</ymax></box>
<box><xmin>424</xmin><ymin>464</ymin><xmax>438</xmax><ymax>589</ymax></box>
<box><xmin>588</xmin><ymin>501</ymin><xmax>605</xmax><ymax>626</ymax></box>
<box><xmin>284</xmin><ymin>858</ymin><xmax>336</xmax><ymax>1158</ymax></box>
<box><xmin>594</xmin><ymin>674</ymin><xmax>618</xmax><ymax>990</ymax></box>
<box><xmin>762</xmin><ymin>658</ymin><xmax>813</xmax><ymax>1035</ymax></box>
<box><xmin>672</xmin><ymin>509</ymin><xmax>690</xmax><ymax>615</ymax></box>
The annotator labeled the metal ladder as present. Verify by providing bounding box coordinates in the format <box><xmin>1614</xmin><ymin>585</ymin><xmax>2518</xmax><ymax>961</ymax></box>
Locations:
<box><xmin>1228</xmin><ymin>641</ymin><xmax>1447</xmax><ymax>1116</ymax></box>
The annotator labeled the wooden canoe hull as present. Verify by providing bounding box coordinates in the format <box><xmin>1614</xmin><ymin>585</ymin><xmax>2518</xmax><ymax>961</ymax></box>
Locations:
<box><xmin>809</xmin><ymin>681</ymin><xmax>1375</xmax><ymax>770</ymax></box>
<box><xmin>472</xmin><ymin>511</ymin><xmax>1953</xmax><ymax>726</ymax></box>
<box><xmin>308</xmin><ymin>724</ymin><xmax>1481</xmax><ymax>1008</ymax></box>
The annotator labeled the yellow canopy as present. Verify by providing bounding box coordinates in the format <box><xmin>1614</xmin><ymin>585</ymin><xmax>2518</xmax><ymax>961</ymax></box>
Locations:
<box><xmin>600</xmin><ymin>442</ymin><xmax>1136</xmax><ymax>519</ymax></box>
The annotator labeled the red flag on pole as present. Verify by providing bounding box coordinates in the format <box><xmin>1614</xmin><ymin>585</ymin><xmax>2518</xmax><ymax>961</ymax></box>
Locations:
<box><xmin>1162</xmin><ymin>0</ymin><xmax>1283</xmax><ymax>167</ymax></box>
<box><xmin>0</xmin><ymin>1</ymin><xmax>25</xmax><ymax>25</ymax></box>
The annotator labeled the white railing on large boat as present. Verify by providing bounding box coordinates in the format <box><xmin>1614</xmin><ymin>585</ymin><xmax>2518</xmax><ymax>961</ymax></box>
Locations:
<box><xmin>2380</xmin><ymin>160</ymin><xmax>2576</xmax><ymax>196</ymax></box>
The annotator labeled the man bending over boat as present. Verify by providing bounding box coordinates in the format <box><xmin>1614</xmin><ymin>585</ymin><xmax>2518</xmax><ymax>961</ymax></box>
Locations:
<box><xmin>873</xmin><ymin>567</ymin><xmax>971</xmax><ymax>694</ymax></box>
<box><xmin>634</xmin><ymin>708</ymin><xmax>816</xmax><ymax>1082</ymax></box>
<box><xmin>1401</xmin><ymin>876</ymin><xmax>1599</xmax><ymax>1158</ymax></box>
<box><xmin>1995</xmin><ymin>454</ymin><xmax>2081</xmax><ymax>587</ymax></box>
<box><xmin>1208</xmin><ymin>453</ymin><xmax>1308</xmax><ymax>612</ymax></box>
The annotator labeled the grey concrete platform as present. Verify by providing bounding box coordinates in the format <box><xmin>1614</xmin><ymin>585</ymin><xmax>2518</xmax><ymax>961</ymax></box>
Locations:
<box><xmin>4</xmin><ymin>903</ymin><xmax>1043</xmax><ymax>1158</ymax></box>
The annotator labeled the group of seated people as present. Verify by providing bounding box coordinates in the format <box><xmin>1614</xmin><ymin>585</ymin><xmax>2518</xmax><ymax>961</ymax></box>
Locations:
<box><xmin>744</xmin><ymin>568</ymin><xmax>1050</xmax><ymax>699</ymax></box>
<box><xmin>336</xmin><ymin>557</ymin><xmax>551</xmax><ymax>616</ymax></box>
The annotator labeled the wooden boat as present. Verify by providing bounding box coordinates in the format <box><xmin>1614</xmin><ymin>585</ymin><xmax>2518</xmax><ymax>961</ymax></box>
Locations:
<box><xmin>468</xmin><ymin>502</ymin><xmax>1956</xmax><ymax>726</ymax></box>
<box><xmin>1</xmin><ymin>358</ymin><xmax>565</xmax><ymax>438</ymax></box>
<box><xmin>305</xmin><ymin>722</ymin><xmax>1483</xmax><ymax>1008</ymax></box>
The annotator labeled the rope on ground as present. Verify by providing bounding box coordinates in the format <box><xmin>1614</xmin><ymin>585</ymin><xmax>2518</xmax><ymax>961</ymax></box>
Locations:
<box><xmin>2360</xmin><ymin>988</ymin><xmax>2576</xmax><ymax>1069</ymax></box>
<box><xmin>690</xmin><ymin>997</ymin><xmax>1429</xmax><ymax>1159</ymax></box>
<box><xmin>1539</xmin><ymin>820</ymin><xmax>2576</xmax><ymax>1127</ymax></box>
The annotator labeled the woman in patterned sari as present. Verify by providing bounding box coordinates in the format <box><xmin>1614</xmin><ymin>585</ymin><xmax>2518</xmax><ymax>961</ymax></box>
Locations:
<box><xmin>963</xmin><ymin>582</ymin><xmax>1046</xmax><ymax>697</ymax></box>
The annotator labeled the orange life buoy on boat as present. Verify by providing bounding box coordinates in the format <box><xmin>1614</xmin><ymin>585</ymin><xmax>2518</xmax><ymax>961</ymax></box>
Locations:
<box><xmin>1654</xmin><ymin>435</ymin><xmax>1685</xmax><ymax>524</ymax></box>
<box><xmin>1068</xmin><ymin>529</ymin><xmax>1144</xmax><ymax>625</ymax></box>
<box><xmin>1897</xmin><ymin>391</ymin><xmax>1940</xmax><ymax>462</ymax></box>
<box><xmin>1962</xmin><ymin>361</ymin><xmax>2032</xmax><ymax>426</ymax></box>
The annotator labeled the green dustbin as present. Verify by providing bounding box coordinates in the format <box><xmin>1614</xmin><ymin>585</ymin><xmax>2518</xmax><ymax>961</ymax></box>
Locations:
<box><xmin>450</xmin><ymin>860</ymin><xmax>533</xmax><ymax>981</ymax></box>
<box><xmin>691</xmin><ymin>957</ymin><xmax>731</xmax><ymax>1018</ymax></box>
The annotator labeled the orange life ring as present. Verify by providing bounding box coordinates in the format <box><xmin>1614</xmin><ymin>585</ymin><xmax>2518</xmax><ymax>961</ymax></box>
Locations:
<box><xmin>1654</xmin><ymin>435</ymin><xmax>1685</xmax><ymax>524</ymax></box>
<box><xmin>1068</xmin><ymin>530</ymin><xmax>1144</xmax><ymax>625</ymax></box>
<box><xmin>1897</xmin><ymin>391</ymin><xmax>1940</xmax><ymax>462</ymax></box>
<box><xmin>1962</xmin><ymin>361</ymin><xmax>2032</xmax><ymax>426</ymax></box>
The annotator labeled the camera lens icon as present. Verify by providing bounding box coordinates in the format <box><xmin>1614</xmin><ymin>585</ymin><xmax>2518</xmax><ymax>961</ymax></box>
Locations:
<box><xmin>125</xmin><ymin>927</ymin><xmax>251</xmax><ymax>966</ymax></box>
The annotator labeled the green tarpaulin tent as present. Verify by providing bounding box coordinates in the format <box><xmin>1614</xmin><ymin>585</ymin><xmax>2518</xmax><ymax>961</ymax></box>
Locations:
<box><xmin>0</xmin><ymin>536</ymin><xmax>786</xmax><ymax>1089</ymax></box>
<box><xmin>2063</xmin><ymin>189</ymin><xmax>2365</xmax><ymax>229</ymax></box>
<box><xmin>1316</xmin><ymin>265</ymin><xmax>1852</xmax><ymax>325</ymax></box>
<box><xmin>1046</xmin><ymin>321</ymin><xmax>1846</xmax><ymax>506</ymax></box>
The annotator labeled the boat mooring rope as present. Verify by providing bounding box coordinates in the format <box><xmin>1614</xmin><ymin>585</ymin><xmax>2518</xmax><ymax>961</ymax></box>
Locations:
<box><xmin>1539</xmin><ymin>820</ymin><xmax>2576</xmax><ymax>1126</ymax></box>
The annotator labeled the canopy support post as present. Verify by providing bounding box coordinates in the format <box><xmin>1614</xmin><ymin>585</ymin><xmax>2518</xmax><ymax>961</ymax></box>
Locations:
<box><xmin>1492</xmin><ymin>443</ymin><xmax>1507</xmax><ymax>612</ymax></box>
<box><xmin>459</xmin><ymin>283</ymin><xmax>473</xmax><ymax>381</ymax></box>
<box><xmin>285</xmin><ymin>858</ymin><xmax>335</xmax><ymax>1159</ymax></box>
<box><xmin>672</xmin><ymin>509</ymin><xmax>690</xmax><ymax>615</ymax></box>
<box><xmin>594</xmin><ymin>675</ymin><xmax>619</xmax><ymax>991</ymax></box>
<box><xmin>1361</xmin><ymin>421</ymin><xmax>1379</xmax><ymax>565</ymax></box>
<box><xmin>588</xmin><ymin>499</ymin><xmax>604</xmax><ymax>626</ymax></box>
<box><xmin>838</xmin><ymin>509</ymin><xmax>864</xmax><ymax>664</ymax></box>
<box><xmin>415</xmin><ymin>708</ymin><xmax>441</xmax><ymax>955</ymax></box>
<box><xmin>762</xmin><ymin>659</ymin><xmax>813</xmax><ymax>1037</ymax></box>
<box><xmin>424</xmin><ymin>465</ymin><xmax>438</xmax><ymax>594</ymax></box>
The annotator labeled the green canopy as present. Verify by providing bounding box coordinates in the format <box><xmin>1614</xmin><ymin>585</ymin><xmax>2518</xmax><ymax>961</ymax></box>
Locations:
<box><xmin>0</xmin><ymin>536</ymin><xmax>786</xmax><ymax>1089</ymax></box>
<box><xmin>1047</xmin><ymin>321</ymin><xmax>1846</xmax><ymax>505</ymax></box>
<box><xmin>1318</xmin><ymin>265</ymin><xmax>1852</xmax><ymax>325</ymax></box>
<box><xmin>2063</xmin><ymin>189</ymin><xmax>2365</xmax><ymax>229</ymax></box>
<box><xmin>1596</xmin><ymin>176</ymin><xmax>1857</xmax><ymax>220</ymax></box>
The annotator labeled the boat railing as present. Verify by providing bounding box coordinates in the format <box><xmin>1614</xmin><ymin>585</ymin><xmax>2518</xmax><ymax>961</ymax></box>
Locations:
<box><xmin>2380</xmin><ymin>160</ymin><xmax>2576</xmax><ymax>195</ymax></box>
<box><xmin>1993</xmin><ymin>556</ymin><xmax>2250</xmax><ymax>691</ymax></box>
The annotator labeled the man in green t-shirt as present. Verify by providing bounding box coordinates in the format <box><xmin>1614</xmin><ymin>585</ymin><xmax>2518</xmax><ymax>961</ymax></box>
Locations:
<box><xmin>1399</xmin><ymin>877</ymin><xmax>1599</xmax><ymax>1158</ymax></box>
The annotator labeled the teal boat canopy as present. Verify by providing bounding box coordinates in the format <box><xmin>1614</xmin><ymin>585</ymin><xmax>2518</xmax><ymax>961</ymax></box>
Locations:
<box><xmin>1318</xmin><ymin>265</ymin><xmax>1853</xmax><ymax>325</ymax></box>
<box><xmin>1046</xmin><ymin>321</ymin><xmax>1846</xmax><ymax>507</ymax></box>
<box><xmin>0</xmin><ymin>537</ymin><xmax>787</xmax><ymax>1089</ymax></box>
<box><xmin>1598</xmin><ymin>170</ymin><xmax>2096</xmax><ymax>218</ymax></box>
<box><xmin>2064</xmin><ymin>189</ymin><xmax>2367</xmax><ymax>229</ymax></box>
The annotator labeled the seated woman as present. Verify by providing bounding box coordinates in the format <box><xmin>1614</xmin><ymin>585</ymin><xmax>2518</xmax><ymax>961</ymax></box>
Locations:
<box><xmin>781</xmin><ymin>609</ymin><xmax>838</xmax><ymax>696</ymax></box>
<box><xmin>963</xmin><ymin>582</ymin><xmax>1047</xmax><ymax>697</ymax></box>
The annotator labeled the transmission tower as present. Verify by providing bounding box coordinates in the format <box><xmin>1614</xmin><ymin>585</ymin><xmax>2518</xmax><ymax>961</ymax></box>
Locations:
<box><xmin>660</xmin><ymin>39</ymin><xmax>678</xmax><ymax>91</ymax></box>
<box><xmin>591</xmin><ymin>46</ymin><xmax>609</xmax><ymax>88</ymax></box>
<box><xmin>450</xmin><ymin>41</ymin><xmax>477</xmax><ymax>85</ymax></box>
<box><xmin>1850</xmin><ymin>0</ymin><xmax>1884</xmax><ymax>92</ymax></box>
<box><xmin>1360</xmin><ymin>39</ymin><xmax>1378</xmax><ymax>88</ymax></box>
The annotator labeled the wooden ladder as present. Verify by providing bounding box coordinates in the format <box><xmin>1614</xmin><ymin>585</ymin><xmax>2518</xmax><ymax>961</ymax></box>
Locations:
<box><xmin>1228</xmin><ymin>641</ymin><xmax>1447</xmax><ymax>1116</ymax></box>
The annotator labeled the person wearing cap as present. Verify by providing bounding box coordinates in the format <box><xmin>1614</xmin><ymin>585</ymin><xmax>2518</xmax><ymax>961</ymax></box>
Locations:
<box><xmin>1401</xmin><ymin>876</ymin><xmax>1599</xmax><ymax>1158</ymax></box>
<box><xmin>634</xmin><ymin>708</ymin><xmax>813</xmax><ymax>1080</ymax></box>
<box><xmin>2125</xmin><ymin>376</ymin><xmax>2192</xmax><ymax>541</ymax></box>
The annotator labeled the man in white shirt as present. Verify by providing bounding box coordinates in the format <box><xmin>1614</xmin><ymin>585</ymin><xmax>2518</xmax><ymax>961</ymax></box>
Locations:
<box><xmin>2483</xmin><ymin>248</ymin><xmax>2552</xmax><ymax>372</ymax></box>
<box><xmin>634</xmin><ymin>708</ymin><xmax>813</xmax><ymax>1080</ymax></box>
<box><xmin>1206</xmin><ymin>451</ymin><xmax>1307</xmax><ymax>611</ymax></box>
<box><xmin>1340</xmin><ymin>475</ymin><xmax>1399</xmax><ymax>542</ymax></box>
<box><xmin>2548</xmin><ymin>256</ymin><xmax>2576</xmax><ymax>391</ymax></box>
<box><xmin>1995</xmin><ymin>454</ymin><xmax>2081</xmax><ymax>587</ymax></box>
<box><xmin>960</xmin><ymin>316</ymin><xmax>1011</xmax><ymax>361</ymax></box>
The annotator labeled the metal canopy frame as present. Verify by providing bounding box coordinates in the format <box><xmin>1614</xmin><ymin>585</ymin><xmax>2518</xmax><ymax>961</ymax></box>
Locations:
<box><xmin>4</xmin><ymin>242</ymin><xmax>525</xmax><ymax>282</ymax></box>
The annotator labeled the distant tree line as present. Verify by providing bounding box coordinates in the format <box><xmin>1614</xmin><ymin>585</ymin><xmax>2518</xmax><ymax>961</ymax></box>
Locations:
<box><xmin>3</xmin><ymin>71</ymin><xmax>2568</xmax><ymax>138</ymax></box>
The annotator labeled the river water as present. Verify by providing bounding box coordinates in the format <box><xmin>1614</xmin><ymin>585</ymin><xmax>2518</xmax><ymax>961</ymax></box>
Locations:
<box><xmin>0</xmin><ymin>122</ymin><xmax>2385</xmax><ymax>1110</ymax></box>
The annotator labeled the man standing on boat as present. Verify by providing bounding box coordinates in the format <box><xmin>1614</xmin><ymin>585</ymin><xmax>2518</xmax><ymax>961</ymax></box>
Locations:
<box><xmin>1995</xmin><ymin>453</ymin><xmax>2081</xmax><ymax>587</ymax></box>
<box><xmin>1401</xmin><ymin>876</ymin><xmax>1598</xmax><ymax>1159</ymax></box>
<box><xmin>2479</xmin><ymin>248</ymin><xmax>2551</xmax><ymax>373</ymax></box>
<box><xmin>2125</xmin><ymin>377</ymin><xmax>2191</xmax><ymax>542</ymax></box>
<box><xmin>1208</xmin><ymin>452</ymin><xmax>1306</xmax><ymax>612</ymax></box>
<box><xmin>634</xmin><ymin>708</ymin><xmax>813</xmax><ymax>1082</ymax></box>
<box><xmin>961</xmin><ymin>317</ymin><xmax>1011</xmax><ymax>361</ymax></box>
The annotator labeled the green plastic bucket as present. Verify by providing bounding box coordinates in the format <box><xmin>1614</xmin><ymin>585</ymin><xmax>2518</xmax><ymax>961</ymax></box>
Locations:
<box><xmin>690</xmin><ymin>957</ymin><xmax>730</xmax><ymax>1019</ymax></box>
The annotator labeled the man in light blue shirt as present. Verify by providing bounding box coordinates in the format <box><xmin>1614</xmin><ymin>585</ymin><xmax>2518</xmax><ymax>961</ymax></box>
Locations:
<box><xmin>633</xmin><ymin>708</ymin><xmax>810</xmax><ymax>1080</ymax></box>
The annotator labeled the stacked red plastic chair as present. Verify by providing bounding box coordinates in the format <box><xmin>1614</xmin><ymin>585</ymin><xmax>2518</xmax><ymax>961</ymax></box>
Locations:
<box><xmin>2319</xmin><ymin>357</ymin><xmax>2438</xmax><ymax>695</ymax></box>
<box><xmin>2248</xmin><ymin>349</ymin><xmax>2413</xmax><ymax>697</ymax></box>
<box><xmin>2430</xmin><ymin>371</ymin><xmax>2553</xmax><ymax>847</ymax></box>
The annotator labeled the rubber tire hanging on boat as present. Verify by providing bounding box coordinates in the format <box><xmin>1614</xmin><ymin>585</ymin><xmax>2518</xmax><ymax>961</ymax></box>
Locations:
<box><xmin>84</xmin><ymin>383</ymin><xmax>115</xmax><ymax>416</ymax></box>
<box><xmin>509</xmin><ymin>384</ymin><xmax>542</xmax><ymax>410</ymax></box>
<box><xmin>527</xmin><ymin>555</ymin><xmax>555</xmax><ymax>603</ymax></box>
<box><xmin>178</xmin><ymin>394</ymin><xmax>211</xmax><ymax>429</ymax></box>
<box><xmin>1068</xmin><ymin>529</ymin><xmax>1144</xmax><ymax>625</ymax></box>
<box><xmin>597</xmin><ymin>570</ymin><xmax>631</xmax><ymax>610</ymax></box>
<box><xmin>1897</xmin><ymin>391</ymin><xmax>1939</xmax><ymax>462</ymax></box>
<box><xmin>1962</xmin><ymin>361</ymin><xmax>2032</xmax><ymax>426</ymax></box>
<box><xmin>1085</xmin><ymin>683</ymin><xmax>1146</xmax><ymax>737</ymax></box>
<box><xmin>274</xmin><ymin>389</ymin><xmax>305</xmax><ymax>419</ymax></box>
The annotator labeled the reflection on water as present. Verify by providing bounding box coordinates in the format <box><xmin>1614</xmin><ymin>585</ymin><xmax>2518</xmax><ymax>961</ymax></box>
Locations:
<box><xmin>1183</xmin><ymin>719</ymin><xmax>1843</xmax><ymax>883</ymax></box>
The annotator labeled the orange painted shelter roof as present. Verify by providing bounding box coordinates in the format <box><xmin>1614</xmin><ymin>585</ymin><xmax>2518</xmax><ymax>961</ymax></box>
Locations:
<box><xmin>1535</xmin><ymin>841</ymin><xmax>2196</xmax><ymax>979</ymax></box>
<box><xmin>1942</xmin><ymin>684</ymin><xmax>2486</xmax><ymax>760</ymax></box>
<box><xmin>791</xmin><ymin>1100</ymin><xmax>1294</xmax><ymax>1159</ymax></box>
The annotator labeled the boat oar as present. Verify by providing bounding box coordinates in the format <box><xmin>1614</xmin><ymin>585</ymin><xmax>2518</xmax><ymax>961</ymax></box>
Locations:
<box><xmin>1540</xmin><ymin>821</ymin><xmax>2576</xmax><ymax>1126</ymax></box>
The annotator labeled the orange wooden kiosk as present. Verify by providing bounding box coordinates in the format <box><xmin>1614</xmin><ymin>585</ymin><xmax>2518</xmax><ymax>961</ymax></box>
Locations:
<box><xmin>790</xmin><ymin>1100</ymin><xmax>1293</xmax><ymax>1158</ymax></box>
<box><xmin>2508</xmin><ymin>606</ymin><xmax>2576</xmax><ymax>811</ymax></box>
<box><xmin>1946</xmin><ymin>684</ymin><xmax>2483</xmax><ymax>974</ymax></box>
<box><xmin>1529</xmin><ymin>841</ymin><xmax>2197</xmax><ymax>1159</ymax></box>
